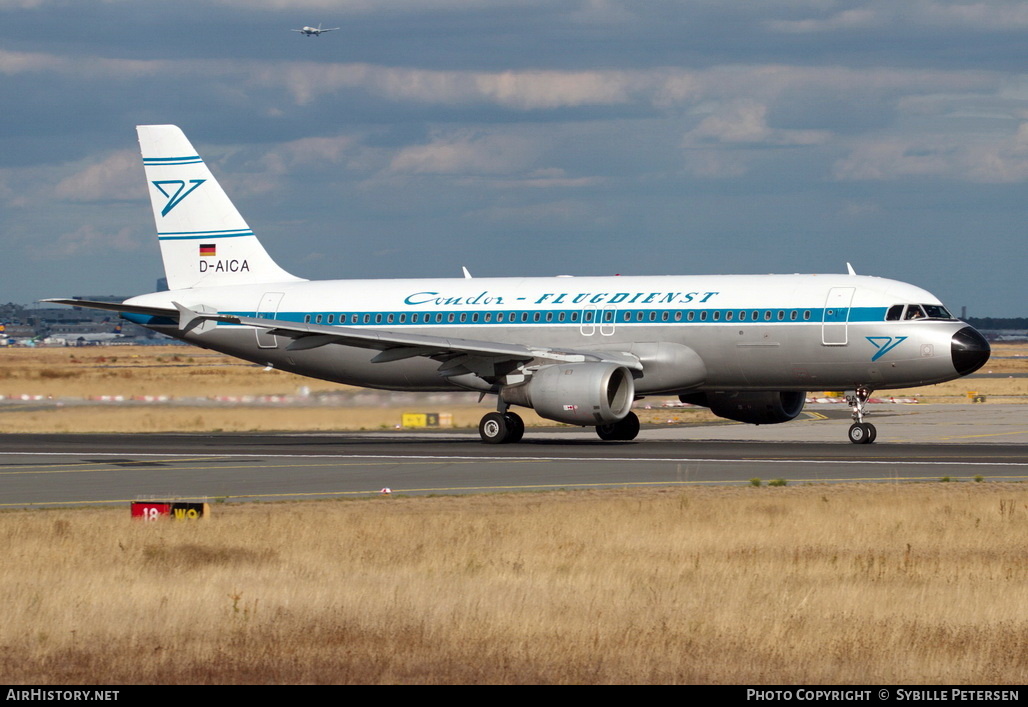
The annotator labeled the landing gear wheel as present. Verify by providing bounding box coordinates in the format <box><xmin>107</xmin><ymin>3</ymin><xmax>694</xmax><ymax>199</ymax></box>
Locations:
<box><xmin>846</xmin><ymin>386</ymin><xmax>877</xmax><ymax>445</ymax></box>
<box><xmin>479</xmin><ymin>412</ymin><xmax>509</xmax><ymax>444</ymax></box>
<box><xmin>848</xmin><ymin>422</ymin><xmax>875</xmax><ymax>445</ymax></box>
<box><xmin>503</xmin><ymin>412</ymin><xmax>525</xmax><ymax>443</ymax></box>
<box><xmin>596</xmin><ymin>411</ymin><xmax>640</xmax><ymax>441</ymax></box>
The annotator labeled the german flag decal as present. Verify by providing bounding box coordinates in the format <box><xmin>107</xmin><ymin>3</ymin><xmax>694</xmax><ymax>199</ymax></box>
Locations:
<box><xmin>199</xmin><ymin>243</ymin><xmax>216</xmax><ymax>257</ymax></box>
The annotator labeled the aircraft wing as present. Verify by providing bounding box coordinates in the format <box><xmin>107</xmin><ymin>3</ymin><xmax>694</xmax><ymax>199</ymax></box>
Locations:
<box><xmin>42</xmin><ymin>298</ymin><xmax>181</xmax><ymax>320</ymax></box>
<box><xmin>42</xmin><ymin>298</ymin><xmax>642</xmax><ymax>380</ymax></box>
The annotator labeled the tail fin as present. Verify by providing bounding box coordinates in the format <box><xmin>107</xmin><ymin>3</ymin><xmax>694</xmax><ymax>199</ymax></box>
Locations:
<box><xmin>137</xmin><ymin>125</ymin><xmax>303</xmax><ymax>290</ymax></box>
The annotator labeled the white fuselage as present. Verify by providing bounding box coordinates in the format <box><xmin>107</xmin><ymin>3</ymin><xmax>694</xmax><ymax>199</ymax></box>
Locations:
<box><xmin>126</xmin><ymin>272</ymin><xmax>972</xmax><ymax>394</ymax></box>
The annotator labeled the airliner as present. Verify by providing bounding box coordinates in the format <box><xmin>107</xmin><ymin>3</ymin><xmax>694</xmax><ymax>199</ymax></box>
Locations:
<box><xmin>46</xmin><ymin>126</ymin><xmax>991</xmax><ymax>445</ymax></box>
<box><xmin>292</xmin><ymin>24</ymin><xmax>339</xmax><ymax>37</ymax></box>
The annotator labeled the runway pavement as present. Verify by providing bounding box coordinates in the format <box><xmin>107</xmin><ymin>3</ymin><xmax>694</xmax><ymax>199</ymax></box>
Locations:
<box><xmin>0</xmin><ymin>404</ymin><xmax>1024</xmax><ymax>508</ymax></box>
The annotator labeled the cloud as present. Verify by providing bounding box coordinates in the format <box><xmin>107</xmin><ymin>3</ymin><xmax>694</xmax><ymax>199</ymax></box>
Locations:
<box><xmin>768</xmin><ymin>8</ymin><xmax>880</xmax><ymax>33</ymax></box>
<box><xmin>54</xmin><ymin>150</ymin><xmax>140</xmax><ymax>202</ymax></box>
<box><xmin>833</xmin><ymin>120</ymin><xmax>1028</xmax><ymax>182</ymax></box>
<box><xmin>47</xmin><ymin>225</ymin><xmax>141</xmax><ymax>259</ymax></box>
<box><xmin>463</xmin><ymin>199</ymin><xmax>596</xmax><ymax>226</ymax></box>
<box><xmin>685</xmin><ymin>100</ymin><xmax>831</xmax><ymax>146</ymax></box>
<box><xmin>767</xmin><ymin>1</ymin><xmax>1028</xmax><ymax>34</ymax></box>
<box><xmin>389</xmin><ymin>130</ymin><xmax>540</xmax><ymax>175</ymax></box>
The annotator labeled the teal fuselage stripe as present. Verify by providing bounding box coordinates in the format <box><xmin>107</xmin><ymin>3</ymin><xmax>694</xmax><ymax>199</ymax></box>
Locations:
<box><xmin>211</xmin><ymin>306</ymin><xmax>888</xmax><ymax>327</ymax></box>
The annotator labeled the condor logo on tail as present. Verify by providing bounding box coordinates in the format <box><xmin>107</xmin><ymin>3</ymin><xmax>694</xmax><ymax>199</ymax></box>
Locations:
<box><xmin>152</xmin><ymin>179</ymin><xmax>206</xmax><ymax>216</ymax></box>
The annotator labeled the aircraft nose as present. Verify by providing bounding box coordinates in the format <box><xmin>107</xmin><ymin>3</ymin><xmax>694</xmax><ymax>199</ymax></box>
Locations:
<box><xmin>951</xmin><ymin>326</ymin><xmax>990</xmax><ymax>376</ymax></box>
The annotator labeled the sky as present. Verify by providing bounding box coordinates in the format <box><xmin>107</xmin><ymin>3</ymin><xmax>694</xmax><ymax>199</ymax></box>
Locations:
<box><xmin>1</xmin><ymin>0</ymin><xmax>1025</xmax><ymax>317</ymax></box>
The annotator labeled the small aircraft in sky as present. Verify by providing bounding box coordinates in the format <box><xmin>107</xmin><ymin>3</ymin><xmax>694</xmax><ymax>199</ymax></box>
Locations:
<box><xmin>46</xmin><ymin>126</ymin><xmax>990</xmax><ymax>445</ymax></box>
<box><xmin>292</xmin><ymin>24</ymin><xmax>339</xmax><ymax>37</ymax></box>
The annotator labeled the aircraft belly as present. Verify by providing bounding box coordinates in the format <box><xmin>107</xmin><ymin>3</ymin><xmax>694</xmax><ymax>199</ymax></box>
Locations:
<box><xmin>180</xmin><ymin>327</ymin><xmax>457</xmax><ymax>391</ymax></box>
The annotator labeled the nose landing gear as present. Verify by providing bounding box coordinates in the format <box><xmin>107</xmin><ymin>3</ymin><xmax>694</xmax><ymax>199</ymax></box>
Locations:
<box><xmin>846</xmin><ymin>387</ymin><xmax>877</xmax><ymax>444</ymax></box>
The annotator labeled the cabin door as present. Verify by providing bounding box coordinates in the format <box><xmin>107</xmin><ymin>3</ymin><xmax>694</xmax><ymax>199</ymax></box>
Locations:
<box><xmin>822</xmin><ymin>287</ymin><xmax>854</xmax><ymax>346</ymax></box>
<box><xmin>255</xmin><ymin>292</ymin><xmax>285</xmax><ymax>349</ymax></box>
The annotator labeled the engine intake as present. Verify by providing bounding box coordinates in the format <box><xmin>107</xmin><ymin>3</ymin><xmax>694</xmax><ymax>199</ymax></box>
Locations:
<box><xmin>502</xmin><ymin>362</ymin><xmax>635</xmax><ymax>426</ymax></box>
<box><xmin>680</xmin><ymin>391</ymin><xmax>805</xmax><ymax>425</ymax></box>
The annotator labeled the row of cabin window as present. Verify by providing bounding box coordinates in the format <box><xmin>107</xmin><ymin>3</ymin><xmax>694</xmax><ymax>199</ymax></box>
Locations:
<box><xmin>302</xmin><ymin>309</ymin><xmax>816</xmax><ymax>325</ymax></box>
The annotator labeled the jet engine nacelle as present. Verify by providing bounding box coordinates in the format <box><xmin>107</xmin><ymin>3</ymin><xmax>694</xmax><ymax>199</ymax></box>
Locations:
<box><xmin>502</xmin><ymin>362</ymin><xmax>635</xmax><ymax>426</ymax></box>
<box><xmin>679</xmin><ymin>390</ymin><xmax>805</xmax><ymax>425</ymax></box>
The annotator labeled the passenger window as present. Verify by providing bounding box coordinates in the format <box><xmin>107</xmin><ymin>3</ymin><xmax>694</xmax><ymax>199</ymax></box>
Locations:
<box><xmin>558</xmin><ymin>312</ymin><xmax>565</xmax><ymax>322</ymax></box>
<box><xmin>399</xmin><ymin>314</ymin><xmax>406</xmax><ymax>323</ymax></box>
<box><xmin>764</xmin><ymin>311</ymin><xmax>771</xmax><ymax>321</ymax></box>
<box><xmin>661</xmin><ymin>311</ymin><xmax>669</xmax><ymax>322</ymax></box>
<box><xmin>459</xmin><ymin>313</ymin><xmax>466</xmax><ymax>323</ymax></box>
<box><xmin>303</xmin><ymin>314</ymin><xmax>311</xmax><ymax>323</ymax></box>
<box><xmin>713</xmin><ymin>311</ymin><xmax>720</xmax><ymax>321</ymax></box>
<box><xmin>315</xmin><ymin>314</ymin><xmax>323</xmax><ymax>324</ymax></box>
<box><xmin>739</xmin><ymin>311</ymin><xmax>746</xmax><ymax>321</ymax></box>
<box><xmin>687</xmin><ymin>312</ymin><xmax>695</xmax><ymax>321</ymax></box>
<box><xmin>700</xmin><ymin>311</ymin><xmax>707</xmax><ymax>321</ymax></box>
<box><xmin>363</xmin><ymin>314</ymin><xmax>370</xmax><ymax>324</ymax></box>
<box><xmin>726</xmin><ymin>311</ymin><xmax>733</xmax><ymax>321</ymax></box>
<box><xmin>803</xmin><ymin>310</ymin><xmax>810</xmax><ymax>321</ymax></box>
<box><xmin>777</xmin><ymin>311</ymin><xmax>784</xmax><ymax>321</ymax></box>
<box><xmin>374</xmin><ymin>314</ymin><xmax>381</xmax><ymax>324</ymax></box>
<box><xmin>674</xmin><ymin>311</ymin><xmax>682</xmax><ymax>322</ymax></box>
<box><xmin>387</xmin><ymin>314</ymin><xmax>394</xmax><ymax>323</ymax></box>
<box><xmin>447</xmin><ymin>313</ymin><xmax>455</xmax><ymax>323</ymax></box>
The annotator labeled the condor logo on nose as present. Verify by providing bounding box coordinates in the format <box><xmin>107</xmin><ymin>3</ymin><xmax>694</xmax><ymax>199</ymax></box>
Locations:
<box><xmin>867</xmin><ymin>336</ymin><xmax>908</xmax><ymax>362</ymax></box>
<box><xmin>152</xmin><ymin>179</ymin><xmax>206</xmax><ymax>216</ymax></box>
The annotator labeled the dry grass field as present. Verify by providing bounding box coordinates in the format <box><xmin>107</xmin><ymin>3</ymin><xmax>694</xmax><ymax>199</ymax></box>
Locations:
<box><xmin>2</xmin><ymin>483</ymin><xmax>1027</xmax><ymax>684</ymax></box>
<box><xmin>0</xmin><ymin>343</ymin><xmax>1023</xmax><ymax>433</ymax></box>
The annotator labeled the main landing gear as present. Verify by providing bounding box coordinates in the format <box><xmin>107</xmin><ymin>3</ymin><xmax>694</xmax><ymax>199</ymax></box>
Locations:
<box><xmin>596</xmin><ymin>411</ymin><xmax>640</xmax><ymax>441</ymax></box>
<box><xmin>846</xmin><ymin>386</ymin><xmax>877</xmax><ymax>445</ymax></box>
<box><xmin>477</xmin><ymin>406</ymin><xmax>641</xmax><ymax>444</ymax></box>
<box><xmin>479</xmin><ymin>410</ymin><xmax>525</xmax><ymax>444</ymax></box>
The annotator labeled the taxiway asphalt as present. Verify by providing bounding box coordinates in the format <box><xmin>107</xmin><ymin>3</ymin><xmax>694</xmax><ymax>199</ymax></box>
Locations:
<box><xmin>1</xmin><ymin>404</ymin><xmax>1024</xmax><ymax>507</ymax></box>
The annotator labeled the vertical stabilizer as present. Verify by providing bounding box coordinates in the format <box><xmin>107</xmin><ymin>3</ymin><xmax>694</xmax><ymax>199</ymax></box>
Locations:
<box><xmin>137</xmin><ymin>125</ymin><xmax>303</xmax><ymax>290</ymax></box>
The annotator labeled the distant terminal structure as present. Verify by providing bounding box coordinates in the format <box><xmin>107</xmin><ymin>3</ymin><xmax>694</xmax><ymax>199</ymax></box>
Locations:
<box><xmin>0</xmin><ymin>297</ymin><xmax>165</xmax><ymax>347</ymax></box>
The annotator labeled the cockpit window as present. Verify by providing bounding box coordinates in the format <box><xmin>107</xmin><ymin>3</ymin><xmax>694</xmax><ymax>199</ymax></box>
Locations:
<box><xmin>904</xmin><ymin>305</ymin><xmax>926</xmax><ymax>320</ymax></box>
<box><xmin>922</xmin><ymin>304</ymin><xmax>953</xmax><ymax>319</ymax></box>
<box><xmin>889</xmin><ymin>303</ymin><xmax>956</xmax><ymax>321</ymax></box>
